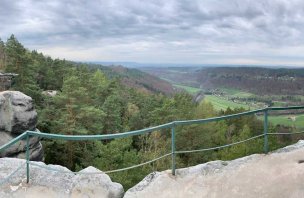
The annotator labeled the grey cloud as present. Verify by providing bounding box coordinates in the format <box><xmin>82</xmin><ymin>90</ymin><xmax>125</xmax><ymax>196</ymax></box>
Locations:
<box><xmin>0</xmin><ymin>0</ymin><xmax>304</xmax><ymax>65</ymax></box>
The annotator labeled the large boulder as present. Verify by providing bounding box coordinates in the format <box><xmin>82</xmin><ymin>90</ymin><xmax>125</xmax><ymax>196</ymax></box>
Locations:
<box><xmin>0</xmin><ymin>91</ymin><xmax>37</xmax><ymax>133</ymax></box>
<box><xmin>0</xmin><ymin>91</ymin><xmax>43</xmax><ymax>161</ymax></box>
<box><xmin>72</xmin><ymin>166</ymin><xmax>124</xmax><ymax>197</ymax></box>
<box><xmin>0</xmin><ymin>158</ymin><xmax>124</xmax><ymax>198</ymax></box>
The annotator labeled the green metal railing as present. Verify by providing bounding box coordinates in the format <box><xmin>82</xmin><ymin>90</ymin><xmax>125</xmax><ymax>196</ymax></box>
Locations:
<box><xmin>1</xmin><ymin>106</ymin><xmax>304</xmax><ymax>184</ymax></box>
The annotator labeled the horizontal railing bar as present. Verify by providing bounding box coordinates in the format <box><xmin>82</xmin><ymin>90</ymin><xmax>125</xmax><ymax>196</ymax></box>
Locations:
<box><xmin>174</xmin><ymin>109</ymin><xmax>265</xmax><ymax>126</ymax></box>
<box><xmin>0</xmin><ymin>133</ymin><xmax>28</xmax><ymax>152</ymax></box>
<box><xmin>105</xmin><ymin>152</ymin><xmax>172</xmax><ymax>173</ymax></box>
<box><xmin>27</xmin><ymin>122</ymin><xmax>174</xmax><ymax>140</ymax></box>
<box><xmin>176</xmin><ymin>134</ymin><xmax>265</xmax><ymax>154</ymax></box>
<box><xmin>12</xmin><ymin>106</ymin><xmax>304</xmax><ymax>141</ymax></box>
<box><xmin>268</xmin><ymin>131</ymin><xmax>304</xmax><ymax>135</ymax></box>
<box><xmin>29</xmin><ymin>152</ymin><xmax>172</xmax><ymax>174</ymax></box>
<box><xmin>268</xmin><ymin>106</ymin><xmax>304</xmax><ymax>111</ymax></box>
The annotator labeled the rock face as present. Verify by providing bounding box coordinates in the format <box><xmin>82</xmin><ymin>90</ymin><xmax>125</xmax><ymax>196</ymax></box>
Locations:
<box><xmin>0</xmin><ymin>158</ymin><xmax>124</xmax><ymax>198</ymax></box>
<box><xmin>0</xmin><ymin>91</ymin><xmax>43</xmax><ymax>161</ymax></box>
<box><xmin>125</xmin><ymin>140</ymin><xmax>304</xmax><ymax>198</ymax></box>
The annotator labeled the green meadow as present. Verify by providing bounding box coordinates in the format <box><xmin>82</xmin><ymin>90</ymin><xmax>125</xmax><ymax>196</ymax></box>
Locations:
<box><xmin>204</xmin><ymin>95</ymin><xmax>251</xmax><ymax>111</ymax></box>
<box><xmin>260</xmin><ymin>114</ymin><xmax>304</xmax><ymax>130</ymax></box>
<box><xmin>221</xmin><ymin>88</ymin><xmax>253</xmax><ymax>98</ymax></box>
<box><xmin>173</xmin><ymin>84</ymin><xmax>201</xmax><ymax>94</ymax></box>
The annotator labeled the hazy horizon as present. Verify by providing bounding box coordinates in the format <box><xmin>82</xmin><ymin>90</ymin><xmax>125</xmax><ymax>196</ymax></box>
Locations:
<box><xmin>88</xmin><ymin>61</ymin><xmax>304</xmax><ymax>68</ymax></box>
<box><xmin>1</xmin><ymin>0</ymin><xmax>304</xmax><ymax>67</ymax></box>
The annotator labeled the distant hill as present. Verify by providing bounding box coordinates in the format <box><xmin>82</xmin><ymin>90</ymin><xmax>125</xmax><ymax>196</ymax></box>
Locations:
<box><xmin>139</xmin><ymin>67</ymin><xmax>201</xmax><ymax>88</ymax></box>
<box><xmin>140</xmin><ymin>66</ymin><xmax>304</xmax><ymax>96</ymax></box>
<box><xmin>198</xmin><ymin>67</ymin><xmax>304</xmax><ymax>95</ymax></box>
<box><xmin>86</xmin><ymin>64</ymin><xmax>175</xmax><ymax>95</ymax></box>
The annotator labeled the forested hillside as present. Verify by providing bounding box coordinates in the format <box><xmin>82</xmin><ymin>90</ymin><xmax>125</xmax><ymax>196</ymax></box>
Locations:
<box><xmin>85</xmin><ymin>64</ymin><xmax>175</xmax><ymax>95</ymax></box>
<box><xmin>140</xmin><ymin>66</ymin><xmax>304</xmax><ymax>96</ymax></box>
<box><xmin>198</xmin><ymin>67</ymin><xmax>304</xmax><ymax>95</ymax></box>
<box><xmin>0</xmin><ymin>35</ymin><xmax>301</xmax><ymax>189</ymax></box>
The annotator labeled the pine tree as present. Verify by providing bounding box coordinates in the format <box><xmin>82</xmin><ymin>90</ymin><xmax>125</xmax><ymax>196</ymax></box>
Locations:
<box><xmin>5</xmin><ymin>35</ymin><xmax>41</xmax><ymax>102</ymax></box>
<box><xmin>0</xmin><ymin>38</ymin><xmax>6</xmax><ymax>71</ymax></box>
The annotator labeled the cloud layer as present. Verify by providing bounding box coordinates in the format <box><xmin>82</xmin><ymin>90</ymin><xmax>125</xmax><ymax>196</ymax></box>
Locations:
<box><xmin>1</xmin><ymin>0</ymin><xmax>304</xmax><ymax>66</ymax></box>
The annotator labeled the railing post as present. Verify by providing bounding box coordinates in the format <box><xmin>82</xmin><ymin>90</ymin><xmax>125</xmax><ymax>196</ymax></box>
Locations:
<box><xmin>171</xmin><ymin>126</ymin><xmax>176</xmax><ymax>176</ymax></box>
<box><xmin>263</xmin><ymin>109</ymin><xmax>269</xmax><ymax>154</ymax></box>
<box><xmin>26</xmin><ymin>132</ymin><xmax>30</xmax><ymax>183</ymax></box>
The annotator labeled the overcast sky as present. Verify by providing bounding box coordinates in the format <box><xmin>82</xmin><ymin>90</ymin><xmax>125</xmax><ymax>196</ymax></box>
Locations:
<box><xmin>1</xmin><ymin>0</ymin><xmax>304</xmax><ymax>66</ymax></box>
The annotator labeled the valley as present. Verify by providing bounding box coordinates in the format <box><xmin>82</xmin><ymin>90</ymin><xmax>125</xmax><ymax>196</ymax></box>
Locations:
<box><xmin>139</xmin><ymin>66</ymin><xmax>304</xmax><ymax>130</ymax></box>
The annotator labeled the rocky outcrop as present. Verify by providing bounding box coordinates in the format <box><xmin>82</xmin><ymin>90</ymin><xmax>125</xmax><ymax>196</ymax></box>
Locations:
<box><xmin>2</xmin><ymin>141</ymin><xmax>304</xmax><ymax>197</ymax></box>
<box><xmin>125</xmin><ymin>140</ymin><xmax>304</xmax><ymax>198</ymax></box>
<box><xmin>42</xmin><ymin>90</ymin><xmax>57</xmax><ymax>97</ymax></box>
<box><xmin>0</xmin><ymin>158</ymin><xmax>124</xmax><ymax>198</ymax></box>
<box><xmin>0</xmin><ymin>91</ymin><xmax>43</xmax><ymax>161</ymax></box>
<box><xmin>0</xmin><ymin>73</ymin><xmax>17</xmax><ymax>91</ymax></box>
<box><xmin>73</xmin><ymin>166</ymin><xmax>124</xmax><ymax>197</ymax></box>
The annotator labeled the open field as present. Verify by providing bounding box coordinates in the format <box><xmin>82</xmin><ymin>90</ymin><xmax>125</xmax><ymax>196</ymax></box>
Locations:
<box><xmin>173</xmin><ymin>84</ymin><xmax>201</xmax><ymax>94</ymax></box>
<box><xmin>169</xmin><ymin>83</ymin><xmax>261</xmax><ymax>110</ymax></box>
<box><xmin>221</xmin><ymin>88</ymin><xmax>253</xmax><ymax>98</ymax></box>
<box><xmin>257</xmin><ymin>114</ymin><xmax>304</xmax><ymax>130</ymax></box>
<box><xmin>204</xmin><ymin>95</ymin><xmax>251</xmax><ymax>110</ymax></box>
<box><xmin>272</xmin><ymin>101</ymin><xmax>288</xmax><ymax>106</ymax></box>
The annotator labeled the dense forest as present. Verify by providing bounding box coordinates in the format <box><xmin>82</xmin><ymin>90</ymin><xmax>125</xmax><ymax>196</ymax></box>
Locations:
<box><xmin>0</xmin><ymin>35</ymin><xmax>301</xmax><ymax>189</ymax></box>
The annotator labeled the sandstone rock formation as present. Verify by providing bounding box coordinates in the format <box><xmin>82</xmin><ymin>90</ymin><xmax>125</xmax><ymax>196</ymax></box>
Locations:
<box><xmin>125</xmin><ymin>140</ymin><xmax>304</xmax><ymax>198</ymax></box>
<box><xmin>1</xmin><ymin>140</ymin><xmax>304</xmax><ymax>197</ymax></box>
<box><xmin>0</xmin><ymin>91</ymin><xmax>43</xmax><ymax>161</ymax></box>
<box><xmin>0</xmin><ymin>158</ymin><xmax>124</xmax><ymax>198</ymax></box>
